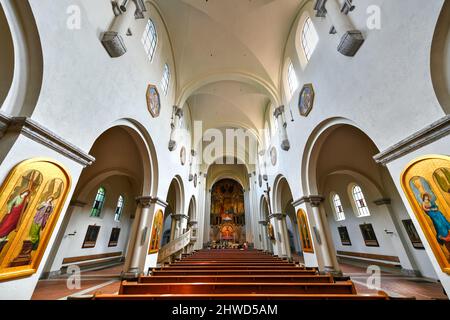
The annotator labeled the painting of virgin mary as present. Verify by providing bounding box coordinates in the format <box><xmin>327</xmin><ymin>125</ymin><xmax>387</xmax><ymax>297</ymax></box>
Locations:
<box><xmin>410</xmin><ymin>176</ymin><xmax>450</xmax><ymax>254</ymax></box>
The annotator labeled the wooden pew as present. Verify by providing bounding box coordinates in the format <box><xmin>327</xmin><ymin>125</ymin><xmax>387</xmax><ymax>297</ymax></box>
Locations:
<box><xmin>151</xmin><ymin>269</ymin><xmax>318</xmax><ymax>276</ymax></box>
<box><xmin>93</xmin><ymin>293</ymin><xmax>389</xmax><ymax>300</ymax></box>
<box><xmin>119</xmin><ymin>281</ymin><xmax>357</xmax><ymax>295</ymax></box>
<box><xmin>164</xmin><ymin>265</ymin><xmax>302</xmax><ymax>270</ymax></box>
<box><xmin>138</xmin><ymin>274</ymin><xmax>334</xmax><ymax>284</ymax></box>
<box><xmin>171</xmin><ymin>263</ymin><xmax>296</xmax><ymax>267</ymax></box>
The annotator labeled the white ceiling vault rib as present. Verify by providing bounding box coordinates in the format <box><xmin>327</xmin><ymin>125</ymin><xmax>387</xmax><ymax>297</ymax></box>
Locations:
<box><xmin>153</xmin><ymin>0</ymin><xmax>304</xmax><ymax>159</ymax></box>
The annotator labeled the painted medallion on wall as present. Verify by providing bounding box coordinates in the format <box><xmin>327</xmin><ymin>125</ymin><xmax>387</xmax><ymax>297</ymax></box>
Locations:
<box><xmin>298</xmin><ymin>83</ymin><xmax>315</xmax><ymax>117</ymax></box>
<box><xmin>297</xmin><ymin>209</ymin><xmax>314</xmax><ymax>253</ymax></box>
<box><xmin>0</xmin><ymin>158</ymin><xmax>71</xmax><ymax>281</ymax></box>
<box><xmin>401</xmin><ymin>155</ymin><xmax>450</xmax><ymax>274</ymax></box>
<box><xmin>146</xmin><ymin>84</ymin><xmax>161</xmax><ymax>118</ymax></box>
<box><xmin>148</xmin><ymin>209</ymin><xmax>164</xmax><ymax>254</ymax></box>
<box><xmin>270</xmin><ymin>147</ymin><xmax>277</xmax><ymax>166</ymax></box>
<box><xmin>180</xmin><ymin>146</ymin><xmax>186</xmax><ymax>166</ymax></box>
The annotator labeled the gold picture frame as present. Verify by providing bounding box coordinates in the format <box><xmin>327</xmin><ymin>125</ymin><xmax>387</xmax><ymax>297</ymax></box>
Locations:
<box><xmin>148</xmin><ymin>209</ymin><xmax>164</xmax><ymax>254</ymax></box>
<box><xmin>146</xmin><ymin>84</ymin><xmax>161</xmax><ymax>118</ymax></box>
<box><xmin>0</xmin><ymin>158</ymin><xmax>71</xmax><ymax>282</ymax></box>
<box><xmin>297</xmin><ymin>209</ymin><xmax>314</xmax><ymax>253</ymax></box>
<box><xmin>401</xmin><ymin>154</ymin><xmax>450</xmax><ymax>274</ymax></box>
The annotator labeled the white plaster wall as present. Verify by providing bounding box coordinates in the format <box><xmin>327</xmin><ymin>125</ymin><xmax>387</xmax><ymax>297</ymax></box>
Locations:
<box><xmin>324</xmin><ymin>174</ymin><xmax>404</xmax><ymax>263</ymax></box>
<box><xmin>49</xmin><ymin>175</ymin><xmax>135</xmax><ymax>272</ymax></box>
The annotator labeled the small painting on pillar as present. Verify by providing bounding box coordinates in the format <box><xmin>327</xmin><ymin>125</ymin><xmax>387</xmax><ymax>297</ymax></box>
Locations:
<box><xmin>296</xmin><ymin>209</ymin><xmax>314</xmax><ymax>253</ymax></box>
<box><xmin>401</xmin><ymin>155</ymin><xmax>450</xmax><ymax>274</ymax></box>
<box><xmin>148</xmin><ymin>209</ymin><xmax>164</xmax><ymax>254</ymax></box>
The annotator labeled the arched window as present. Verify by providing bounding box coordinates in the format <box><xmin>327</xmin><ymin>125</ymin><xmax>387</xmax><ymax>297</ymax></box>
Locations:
<box><xmin>141</xmin><ymin>19</ymin><xmax>158</xmax><ymax>62</ymax></box>
<box><xmin>90</xmin><ymin>187</ymin><xmax>106</xmax><ymax>217</ymax></box>
<box><xmin>114</xmin><ymin>195</ymin><xmax>125</xmax><ymax>221</ymax></box>
<box><xmin>301</xmin><ymin>17</ymin><xmax>319</xmax><ymax>61</ymax></box>
<box><xmin>287</xmin><ymin>61</ymin><xmax>299</xmax><ymax>94</ymax></box>
<box><xmin>351</xmin><ymin>185</ymin><xmax>371</xmax><ymax>217</ymax></box>
<box><xmin>331</xmin><ymin>193</ymin><xmax>346</xmax><ymax>221</ymax></box>
<box><xmin>161</xmin><ymin>63</ymin><xmax>170</xmax><ymax>95</ymax></box>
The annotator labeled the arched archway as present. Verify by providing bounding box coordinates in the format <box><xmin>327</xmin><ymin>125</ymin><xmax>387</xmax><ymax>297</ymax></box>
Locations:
<box><xmin>161</xmin><ymin>176</ymin><xmax>185</xmax><ymax>247</ymax></box>
<box><xmin>41</xmin><ymin>122</ymin><xmax>157</xmax><ymax>282</ymax></box>
<box><xmin>303</xmin><ymin>121</ymin><xmax>440</xmax><ymax>283</ymax></box>
<box><xmin>0</xmin><ymin>0</ymin><xmax>43</xmax><ymax>117</ymax></box>
<box><xmin>271</xmin><ymin>175</ymin><xmax>302</xmax><ymax>259</ymax></box>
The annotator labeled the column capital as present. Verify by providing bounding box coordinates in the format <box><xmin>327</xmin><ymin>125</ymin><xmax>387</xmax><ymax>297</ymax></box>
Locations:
<box><xmin>269</xmin><ymin>213</ymin><xmax>286</xmax><ymax>220</ymax></box>
<box><xmin>135</xmin><ymin>196</ymin><xmax>169</xmax><ymax>208</ymax></box>
<box><xmin>188</xmin><ymin>220</ymin><xmax>198</xmax><ymax>226</ymax></box>
<box><xmin>171</xmin><ymin>213</ymin><xmax>189</xmax><ymax>221</ymax></box>
<box><xmin>292</xmin><ymin>195</ymin><xmax>324</xmax><ymax>207</ymax></box>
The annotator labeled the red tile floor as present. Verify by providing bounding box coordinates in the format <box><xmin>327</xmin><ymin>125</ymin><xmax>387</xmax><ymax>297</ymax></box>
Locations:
<box><xmin>31</xmin><ymin>260</ymin><xmax>449</xmax><ymax>300</ymax></box>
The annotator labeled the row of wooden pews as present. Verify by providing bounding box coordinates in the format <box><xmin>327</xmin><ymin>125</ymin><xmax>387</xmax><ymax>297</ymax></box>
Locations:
<box><xmin>92</xmin><ymin>249</ymin><xmax>390</xmax><ymax>300</ymax></box>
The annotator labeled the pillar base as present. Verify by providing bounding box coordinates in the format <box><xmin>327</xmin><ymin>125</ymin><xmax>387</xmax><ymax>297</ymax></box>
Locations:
<box><xmin>121</xmin><ymin>269</ymin><xmax>143</xmax><ymax>281</ymax></box>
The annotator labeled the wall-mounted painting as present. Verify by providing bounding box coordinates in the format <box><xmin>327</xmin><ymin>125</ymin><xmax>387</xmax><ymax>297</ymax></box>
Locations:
<box><xmin>108</xmin><ymin>227</ymin><xmax>121</xmax><ymax>247</ymax></box>
<box><xmin>180</xmin><ymin>146</ymin><xmax>186</xmax><ymax>166</ymax></box>
<box><xmin>270</xmin><ymin>147</ymin><xmax>277</xmax><ymax>166</ymax></box>
<box><xmin>267</xmin><ymin>222</ymin><xmax>275</xmax><ymax>241</ymax></box>
<box><xmin>82</xmin><ymin>225</ymin><xmax>100</xmax><ymax>249</ymax></box>
<box><xmin>338</xmin><ymin>226</ymin><xmax>352</xmax><ymax>246</ymax></box>
<box><xmin>0</xmin><ymin>158</ymin><xmax>71</xmax><ymax>282</ymax></box>
<box><xmin>297</xmin><ymin>209</ymin><xmax>314</xmax><ymax>253</ymax></box>
<box><xmin>359</xmin><ymin>223</ymin><xmax>379</xmax><ymax>247</ymax></box>
<box><xmin>401</xmin><ymin>155</ymin><xmax>450</xmax><ymax>274</ymax></box>
<box><xmin>258</xmin><ymin>174</ymin><xmax>262</xmax><ymax>188</ymax></box>
<box><xmin>194</xmin><ymin>174</ymin><xmax>198</xmax><ymax>188</ymax></box>
<box><xmin>148</xmin><ymin>209</ymin><xmax>164</xmax><ymax>254</ymax></box>
<box><xmin>146</xmin><ymin>84</ymin><xmax>161</xmax><ymax>118</ymax></box>
<box><xmin>298</xmin><ymin>83</ymin><xmax>315</xmax><ymax>117</ymax></box>
<box><xmin>402</xmin><ymin>219</ymin><xmax>424</xmax><ymax>250</ymax></box>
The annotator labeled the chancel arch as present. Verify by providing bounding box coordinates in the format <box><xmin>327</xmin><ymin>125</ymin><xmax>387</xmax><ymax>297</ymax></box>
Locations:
<box><xmin>306</xmin><ymin>123</ymin><xmax>440</xmax><ymax>280</ymax></box>
<box><xmin>41</xmin><ymin>123</ymin><xmax>156</xmax><ymax>282</ymax></box>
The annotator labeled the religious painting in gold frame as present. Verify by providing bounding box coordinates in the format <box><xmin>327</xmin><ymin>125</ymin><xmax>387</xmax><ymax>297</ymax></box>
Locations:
<box><xmin>401</xmin><ymin>154</ymin><xmax>450</xmax><ymax>274</ymax></box>
<box><xmin>146</xmin><ymin>84</ymin><xmax>161</xmax><ymax>118</ymax></box>
<box><xmin>0</xmin><ymin>158</ymin><xmax>71</xmax><ymax>282</ymax></box>
<box><xmin>148</xmin><ymin>209</ymin><xmax>164</xmax><ymax>254</ymax></box>
<box><xmin>296</xmin><ymin>209</ymin><xmax>314</xmax><ymax>253</ymax></box>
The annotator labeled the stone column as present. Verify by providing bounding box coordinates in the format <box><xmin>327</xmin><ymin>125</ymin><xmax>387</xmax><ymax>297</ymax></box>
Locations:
<box><xmin>374</xmin><ymin>198</ymin><xmax>418</xmax><ymax>276</ymax></box>
<box><xmin>315</xmin><ymin>0</ymin><xmax>364</xmax><ymax>56</ymax></box>
<box><xmin>259</xmin><ymin>221</ymin><xmax>268</xmax><ymax>252</ymax></box>
<box><xmin>309</xmin><ymin>196</ymin><xmax>337</xmax><ymax>273</ymax></box>
<box><xmin>171</xmin><ymin>213</ymin><xmax>189</xmax><ymax>239</ymax></box>
<box><xmin>269</xmin><ymin>213</ymin><xmax>291</xmax><ymax>258</ymax></box>
<box><xmin>123</xmin><ymin>196</ymin><xmax>153</xmax><ymax>279</ymax></box>
<box><xmin>273</xmin><ymin>106</ymin><xmax>290</xmax><ymax>151</ymax></box>
<box><xmin>168</xmin><ymin>106</ymin><xmax>183</xmax><ymax>151</ymax></box>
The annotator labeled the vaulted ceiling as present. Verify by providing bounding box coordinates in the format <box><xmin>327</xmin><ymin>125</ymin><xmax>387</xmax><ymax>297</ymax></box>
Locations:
<box><xmin>154</xmin><ymin>0</ymin><xmax>303</xmax><ymax>136</ymax></box>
